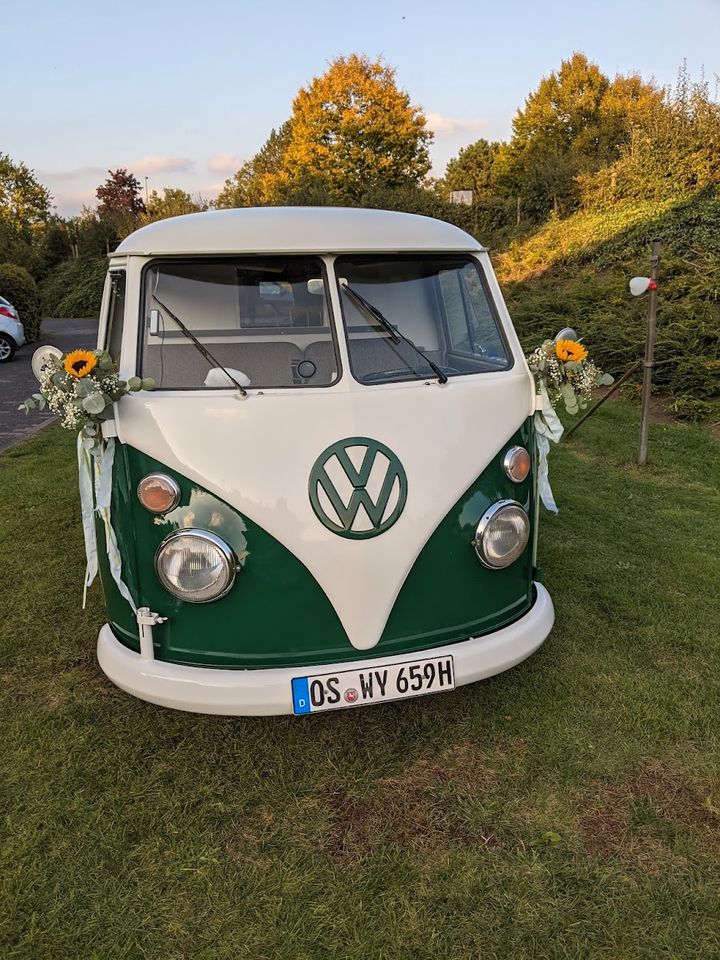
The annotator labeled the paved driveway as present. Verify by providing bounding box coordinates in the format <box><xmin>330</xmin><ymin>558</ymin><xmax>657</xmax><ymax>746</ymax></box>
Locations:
<box><xmin>0</xmin><ymin>318</ymin><xmax>98</xmax><ymax>453</ymax></box>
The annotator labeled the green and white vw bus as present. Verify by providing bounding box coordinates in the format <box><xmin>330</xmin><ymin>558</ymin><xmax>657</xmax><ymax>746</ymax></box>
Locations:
<box><xmin>94</xmin><ymin>207</ymin><xmax>554</xmax><ymax>715</ymax></box>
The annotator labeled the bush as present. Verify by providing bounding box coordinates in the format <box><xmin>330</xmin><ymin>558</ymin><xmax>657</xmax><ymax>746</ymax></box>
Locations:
<box><xmin>671</xmin><ymin>395</ymin><xmax>714</xmax><ymax>421</ymax></box>
<box><xmin>39</xmin><ymin>257</ymin><xmax>107</xmax><ymax>319</ymax></box>
<box><xmin>0</xmin><ymin>262</ymin><xmax>42</xmax><ymax>341</ymax></box>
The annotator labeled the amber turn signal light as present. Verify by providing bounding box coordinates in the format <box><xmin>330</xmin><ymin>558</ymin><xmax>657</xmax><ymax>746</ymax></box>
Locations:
<box><xmin>502</xmin><ymin>446</ymin><xmax>531</xmax><ymax>483</ymax></box>
<box><xmin>137</xmin><ymin>474</ymin><xmax>181</xmax><ymax>514</ymax></box>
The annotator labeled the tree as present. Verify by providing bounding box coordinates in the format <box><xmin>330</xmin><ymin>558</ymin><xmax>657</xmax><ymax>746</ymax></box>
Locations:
<box><xmin>96</xmin><ymin>168</ymin><xmax>146</xmax><ymax>218</ymax></box>
<box><xmin>270</xmin><ymin>55</ymin><xmax>433</xmax><ymax>202</ymax></box>
<box><xmin>216</xmin><ymin>122</ymin><xmax>293</xmax><ymax>207</ymax></box>
<box><xmin>0</xmin><ymin>154</ymin><xmax>52</xmax><ymax>272</ymax></box>
<box><xmin>441</xmin><ymin>139</ymin><xmax>500</xmax><ymax>198</ymax></box>
<box><xmin>579</xmin><ymin>65</ymin><xmax>720</xmax><ymax>205</ymax></box>
<box><xmin>141</xmin><ymin>188</ymin><xmax>207</xmax><ymax>224</ymax></box>
<box><xmin>0</xmin><ymin>154</ymin><xmax>51</xmax><ymax>233</ymax></box>
<box><xmin>38</xmin><ymin>217</ymin><xmax>72</xmax><ymax>273</ymax></box>
<box><xmin>95</xmin><ymin>168</ymin><xmax>146</xmax><ymax>246</ymax></box>
<box><xmin>498</xmin><ymin>53</ymin><xmax>662</xmax><ymax>217</ymax></box>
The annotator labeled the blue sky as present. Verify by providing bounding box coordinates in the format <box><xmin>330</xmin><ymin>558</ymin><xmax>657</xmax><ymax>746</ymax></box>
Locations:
<box><xmin>4</xmin><ymin>0</ymin><xmax>719</xmax><ymax>216</ymax></box>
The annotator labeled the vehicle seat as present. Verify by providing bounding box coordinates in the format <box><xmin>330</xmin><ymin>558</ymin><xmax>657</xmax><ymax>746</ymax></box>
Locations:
<box><xmin>346</xmin><ymin>336</ymin><xmax>436</xmax><ymax>381</ymax></box>
<box><xmin>304</xmin><ymin>340</ymin><xmax>338</xmax><ymax>382</ymax></box>
<box><xmin>143</xmin><ymin>341</ymin><xmax>304</xmax><ymax>388</ymax></box>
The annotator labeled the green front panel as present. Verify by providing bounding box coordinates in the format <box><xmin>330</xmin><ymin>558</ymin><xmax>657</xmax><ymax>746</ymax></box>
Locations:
<box><xmin>100</xmin><ymin>420</ymin><xmax>535</xmax><ymax>668</ymax></box>
<box><xmin>377</xmin><ymin>420</ymin><xmax>534</xmax><ymax>653</ymax></box>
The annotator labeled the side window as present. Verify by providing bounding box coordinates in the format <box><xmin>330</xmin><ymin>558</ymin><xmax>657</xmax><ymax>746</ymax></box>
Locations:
<box><xmin>105</xmin><ymin>271</ymin><xmax>126</xmax><ymax>364</ymax></box>
<box><xmin>438</xmin><ymin>269</ymin><xmax>472</xmax><ymax>352</ymax></box>
<box><xmin>439</xmin><ymin>263</ymin><xmax>508</xmax><ymax>364</ymax></box>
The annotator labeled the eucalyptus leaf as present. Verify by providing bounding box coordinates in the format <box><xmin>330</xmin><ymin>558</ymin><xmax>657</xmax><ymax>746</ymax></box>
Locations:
<box><xmin>141</xmin><ymin>377</ymin><xmax>156</xmax><ymax>391</ymax></box>
<box><xmin>74</xmin><ymin>379</ymin><xmax>92</xmax><ymax>398</ymax></box>
<box><xmin>81</xmin><ymin>393</ymin><xmax>107</xmax><ymax>415</ymax></box>
<box><xmin>599</xmin><ymin>373</ymin><xmax>615</xmax><ymax>386</ymax></box>
<box><xmin>560</xmin><ymin>383</ymin><xmax>577</xmax><ymax>405</ymax></box>
<box><xmin>127</xmin><ymin>376</ymin><xmax>142</xmax><ymax>392</ymax></box>
<box><xmin>81</xmin><ymin>437</ymin><xmax>96</xmax><ymax>450</ymax></box>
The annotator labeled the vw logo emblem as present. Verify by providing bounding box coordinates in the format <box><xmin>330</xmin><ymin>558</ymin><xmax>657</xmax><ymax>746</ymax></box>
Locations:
<box><xmin>308</xmin><ymin>437</ymin><xmax>408</xmax><ymax>539</ymax></box>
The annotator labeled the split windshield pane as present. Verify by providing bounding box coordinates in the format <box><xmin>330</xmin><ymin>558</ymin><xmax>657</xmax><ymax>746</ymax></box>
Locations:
<box><xmin>335</xmin><ymin>255</ymin><xmax>511</xmax><ymax>384</ymax></box>
<box><xmin>141</xmin><ymin>257</ymin><xmax>340</xmax><ymax>389</ymax></box>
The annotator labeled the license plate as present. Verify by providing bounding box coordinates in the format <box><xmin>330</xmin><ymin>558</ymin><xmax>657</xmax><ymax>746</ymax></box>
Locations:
<box><xmin>292</xmin><ymin>655</ymin><xmax>454</xmax><ymax>714</ymax></box>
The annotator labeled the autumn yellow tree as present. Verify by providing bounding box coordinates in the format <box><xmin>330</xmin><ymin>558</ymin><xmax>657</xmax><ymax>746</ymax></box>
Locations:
<box><xmin>494</xmin><ymin>53</ymin><xmax>663</xmax><ymax>217</ymax></box>
<box><xmin>268</xmin><ymin>55</ymin><xmax>432</xmax><ymax>202</ymax></box>
<box><xmin>216</xmin><ymin>122</ymin><xmax>293</xmax><ymax>208</ymax></box>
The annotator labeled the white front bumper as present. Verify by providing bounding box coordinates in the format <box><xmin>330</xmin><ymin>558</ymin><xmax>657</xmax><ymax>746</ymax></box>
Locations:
<box><xmin>97</xmin><ymin>583</ymin><xmax>554</xmax><ymax>716</ymax></box>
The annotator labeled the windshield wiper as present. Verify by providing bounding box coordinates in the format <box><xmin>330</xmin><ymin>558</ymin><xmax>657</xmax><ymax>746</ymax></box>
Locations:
<box><xmin>151</xmin><ymin>293</ymin><xmax>248</xmax><ymax>397</ymax></box>
<box><xmin>340</xmin><ymin>281</ymin><xmax>448</xmax><ymax>385</ymax></box>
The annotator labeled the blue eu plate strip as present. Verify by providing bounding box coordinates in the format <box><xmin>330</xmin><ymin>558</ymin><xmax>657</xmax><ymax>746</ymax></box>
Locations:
<box><xmin>292</xmin><ymin>677</ymin><xmax>311</xmax><ymax>715</ymax></box>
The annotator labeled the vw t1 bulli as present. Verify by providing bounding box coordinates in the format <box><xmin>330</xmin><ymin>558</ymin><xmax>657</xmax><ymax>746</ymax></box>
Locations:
<box><xmin>86</xmin><ymin>206</ymin><xmax>554</xmax><ymax>715</ymax></box>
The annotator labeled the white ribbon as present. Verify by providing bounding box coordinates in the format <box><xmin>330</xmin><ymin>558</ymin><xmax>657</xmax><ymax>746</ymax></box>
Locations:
<box><xmin>77</xmin><ymin>434</ymin><xmax>136</xmax><ymax>611</ymax></box>
<box><xmin>77</xmin><ymin>433</ymin><xmax>98</xmax><ymax>607</ymax></box>
<box><xmin>534</xmin><ymin>383</ymin><xmax>564</xmax><ymax>514</ymax></box>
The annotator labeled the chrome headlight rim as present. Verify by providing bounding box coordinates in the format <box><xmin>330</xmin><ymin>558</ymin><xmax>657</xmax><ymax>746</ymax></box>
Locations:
<box><xmin>137</xmin><ymin>473</ymin><xmax>182</xmax><ymax>514</ymax></box>
<box><xmin>473</xmin><ymin>498</ymin><xmax>530</xmax><ymax>569</ymax></box>
<box><xmin>154</xmin><ymin>528</ymin><xmax>238</xmax><ymax>603</ymax></box>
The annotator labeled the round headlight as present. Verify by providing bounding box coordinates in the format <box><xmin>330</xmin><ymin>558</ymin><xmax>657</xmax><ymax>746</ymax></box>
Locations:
<box><xmin>502</xmin><ymin>446</ymin><xmax>531</xmax><ymax>483</ymax></box>
<box><xmin>138</xmin><ymin>473</ymin><xmax>181</xmax><ymax>514</ymax></box>
<box><xmin>473</xmin><ymin>500</ymin><xmax>530</xmax><ymax>569</ymax></box>
<box><xmin>155</xmin><ymin>529</ymin><xmax>237</xmax><ymax>603</ymax></box>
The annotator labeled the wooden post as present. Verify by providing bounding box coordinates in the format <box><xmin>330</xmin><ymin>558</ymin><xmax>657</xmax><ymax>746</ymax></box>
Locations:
<box><xmin>638</xmin><ymin>239</ymin><xmax>661</xmax><ymax>465</ymax></box>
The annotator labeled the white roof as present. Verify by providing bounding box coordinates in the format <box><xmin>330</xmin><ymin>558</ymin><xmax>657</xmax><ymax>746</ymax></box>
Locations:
<box><xmin>114</xmin><ymin>207</ymin><xmax>483</xmax><ymax>257</ymax></box>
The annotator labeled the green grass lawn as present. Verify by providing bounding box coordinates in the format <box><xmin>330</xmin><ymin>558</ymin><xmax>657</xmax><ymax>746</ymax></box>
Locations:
<box><xmin>2</xmin><ymin>405</ymin><xmax>720</xmax><ymax>960</ymax></box>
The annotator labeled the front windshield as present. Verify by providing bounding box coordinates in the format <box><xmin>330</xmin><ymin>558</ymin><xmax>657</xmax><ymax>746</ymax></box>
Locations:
<box><xmin>335</xmin><ymin>255</ymin><xmax>511</xmax><ymax>384</ymax></box>
<box><xmin>140</xmin><ymin>257</ymin><xmax>340</xmax><ymax>389</ymax></box>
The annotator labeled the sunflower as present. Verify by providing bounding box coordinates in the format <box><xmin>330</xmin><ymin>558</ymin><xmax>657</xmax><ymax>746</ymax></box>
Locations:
<box><xmin>555</xmin><ymin>339</ymin><xmax>588</xmax><ymax>363</ymax></box>
<box><xmin>64</xmin><ymin>349</ymin><xmax>97</xmax><ymax>378</ymax></box>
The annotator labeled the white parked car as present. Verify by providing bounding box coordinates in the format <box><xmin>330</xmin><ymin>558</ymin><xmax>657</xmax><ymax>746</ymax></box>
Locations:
<box><xmin>0</xmin><ymin>296</ymin><xmax>25</xmax><ymax>362</ymax></box>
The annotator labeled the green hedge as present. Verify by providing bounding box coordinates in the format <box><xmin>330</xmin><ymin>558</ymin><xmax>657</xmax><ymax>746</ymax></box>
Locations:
<box><xmin>0</xmin><ymin>262</ymin><xmax>42</xmax><ymax>341</ymax></box>
<box><xmin>39</xmin><ymin>257</ymin><xmax>107</xmax><ymax>319</ymax></box>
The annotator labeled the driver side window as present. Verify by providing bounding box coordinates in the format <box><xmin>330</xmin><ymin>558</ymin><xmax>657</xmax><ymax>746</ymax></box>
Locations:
<box><xmin>105</xmin><ymin>271</ymin><xmax>126</xmax><ymax>364</ymax></box>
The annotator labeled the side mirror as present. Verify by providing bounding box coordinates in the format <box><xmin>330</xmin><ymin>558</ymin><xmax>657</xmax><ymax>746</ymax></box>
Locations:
<box><xmin>554</xmin><ymin>327</ymin><xmax>578</xmax><ymax>342</ymax></box>
<box><xmin>31</xmin><ymin>344</ymin><xmax>62</xmax><ymax>381</ymax></box>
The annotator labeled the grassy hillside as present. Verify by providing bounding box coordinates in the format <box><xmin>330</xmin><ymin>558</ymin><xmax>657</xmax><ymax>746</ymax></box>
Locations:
<box><xmin>496</xmin><ymin>190</ymin><xmax>720</xmax><ymax>419</ymax></box>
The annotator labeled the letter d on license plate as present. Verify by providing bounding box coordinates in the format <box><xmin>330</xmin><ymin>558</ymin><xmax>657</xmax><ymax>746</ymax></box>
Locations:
<box><xmin>292</xmin><ymin>656</ymin><xmax>454</xmax><ymax>714</ymax></box>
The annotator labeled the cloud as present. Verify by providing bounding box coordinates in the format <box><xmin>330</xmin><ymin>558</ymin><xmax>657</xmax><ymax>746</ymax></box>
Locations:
<box><xmin>51</xmin><ymin>188</ymin><xmax>98</xmax><ymax>217</ymax></box>
<box><xmin>426</xmin><ymin>113</ymin><xmax>487</xmax><ymax>137</ymax></box>
<box><xmin>207</xmin><ymin>153</ymin><xmax>245</xmax><ymax>175</ymax></box>
<box><xmin>40</xmin><ymin>156</ymin><xmax>193</xmax><ymax>186</ymax></box>
<box><xmin>38</xmin><ymin>165</ymin><xmax>106</xmax><ymax>183</ymax></box>
<box><xmin>133</xmin><ymin>155</ymin><xmax>194</xmax><ymax>175</ymax></box>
